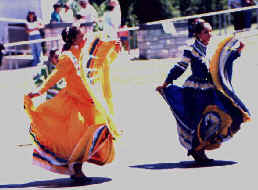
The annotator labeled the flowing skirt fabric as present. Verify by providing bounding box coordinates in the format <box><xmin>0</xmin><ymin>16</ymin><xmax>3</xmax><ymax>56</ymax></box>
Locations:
<box><xmin>160</xmin><ymin>37</ymin><xmax>250</xmax><ymax>151</ymax></box>
<box><xmin>24</xmin><ymin>89</ymin><xmax>115</xmax><ymax>175</ymax></box>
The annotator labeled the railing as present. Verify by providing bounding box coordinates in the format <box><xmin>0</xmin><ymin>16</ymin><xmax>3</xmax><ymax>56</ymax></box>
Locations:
<box><xmin>0</xmin><ymin>5</ymin><xmax>258</xmax><ymax>69</ymax></box>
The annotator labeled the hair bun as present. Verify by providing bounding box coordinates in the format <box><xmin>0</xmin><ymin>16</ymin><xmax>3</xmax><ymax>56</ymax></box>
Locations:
<box><xmin>193</xmin><ymin>18</ymin><xmax>205</xmax><ymax>25</ymax></box>
<box><xmin>192</xmin><ymin>18</ymin><xmax>207</xmax><ymax>37</ymax></box>
<box><xmin>61</xmin><ymin>26</ymin><xmax>80</xmax><ymax>51</ymax></box>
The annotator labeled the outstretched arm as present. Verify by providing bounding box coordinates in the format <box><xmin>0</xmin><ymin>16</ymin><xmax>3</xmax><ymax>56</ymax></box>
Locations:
<box><xmin>156</xmin><ymin>50</ymin><xmax>190</xmax><ymax>91</ymax></box>
<box><xmin>28</xmin><ymin>56</ymin><xmax>72</xmax><ymax>98</ymax></box>
<box><xmin>39</xmin><ymin>56</ymin><xmax>73</xmax><ymax>95</ymax></box>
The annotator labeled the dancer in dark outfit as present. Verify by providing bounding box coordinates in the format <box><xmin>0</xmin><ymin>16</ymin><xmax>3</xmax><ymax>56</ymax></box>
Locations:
<box><xmin>156</xmin><ymin>19</ymin><xmax>250</xmax><ymax>163</ymax></box>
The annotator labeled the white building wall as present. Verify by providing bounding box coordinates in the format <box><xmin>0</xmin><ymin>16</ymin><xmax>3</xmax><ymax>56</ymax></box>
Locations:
<box><xmin>0</xmin><ymin>0</ymin><xmax>58</xmax><ymax>42</ymax></box>
<box><xmin>0</xmin><ymin>0</ymin><xmax>42</xmax><ymax>20</ymax></box>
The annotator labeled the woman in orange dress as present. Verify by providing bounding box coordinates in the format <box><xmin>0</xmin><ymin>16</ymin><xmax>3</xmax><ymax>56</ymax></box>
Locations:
<box><xmin>24</xmin><ymin>26</ymin><xmax>117</xmax><ymax>182</ymax></box>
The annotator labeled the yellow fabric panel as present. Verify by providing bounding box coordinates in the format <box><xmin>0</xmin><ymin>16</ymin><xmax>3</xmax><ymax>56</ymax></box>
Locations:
<box><xmin>79</xmin><ymin>42</ymin><xmax>121</xmax><ymax>139</ymax></box>
<box><xmin>209</xmin><ymin>36</ymin><xmax>250</xmax><ymax>122</ymax></box>
<box><xmin>196</xmin><ymin>105</ymin><xmax>232</xmax><ymax>151</ymax></box>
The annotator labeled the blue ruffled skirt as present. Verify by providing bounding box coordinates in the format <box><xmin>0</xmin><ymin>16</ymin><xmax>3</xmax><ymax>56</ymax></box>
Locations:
<box><xmin>160</xmin><ymin>37</ymin><xmax>250</xmax><ymax>151</ymax></box>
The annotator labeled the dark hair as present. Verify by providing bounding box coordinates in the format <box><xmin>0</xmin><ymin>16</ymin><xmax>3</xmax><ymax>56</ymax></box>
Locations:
<box><xmin>0</xmin><ymin>43</ymin><xmax>5</xmax><ymax>51</ymax></box>
<box><xmin>63</xmin><ymin>4</ymin><xmax>69</xmax><ymax>9</ymax></box>
<box><xmin>192</xmin><ymin>18</ymin><xmax>210</xmax><ymax>38</ymax></box>
<box><xmin>106</xmin><ymin>5</ymin><xmax>115</xmax><ymax>11</ymax></box>
<box><xmin>49</xmin><ymin>49</ymin><xmax>58</xmax><ymax>59</ymax></box>
<box><xmin>53</xmin><ymin>3</ymin><xmax>62</xmax><ymax>10</ymax></box>
<box><xmin>0</xmin><ymin>43</ymin><xmax>5</xmax><ymax>66</ymax></box>
<box><xmin>47</xmin><ymin>49</ymin><xmax>57</xmax><ymax>63</ymax></box>
<box><xmin>79</xmin><ymin>0</ymin><xmax>87</xmax><ymax>6</ymax></box>
<box><xmin>26</xmin><ymin>11</ymin><xmax>37</xmax><ymax>22</ymax></box>
<box><xmin>61</xmin><ymin>27</ymin><xmax>80</xmax><ymax>51</ymax></box>
<box><xmin>75</xmin><ymin>14</ymin><xmax>83</xmax><ymax>20</ymax></box>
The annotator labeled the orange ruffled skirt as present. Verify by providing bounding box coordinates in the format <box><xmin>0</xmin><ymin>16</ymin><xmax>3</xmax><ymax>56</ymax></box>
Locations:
<box><xmin>24</xmin><ymin>89</ymin><xmax>115</xmax><ymax>175</ymax></box>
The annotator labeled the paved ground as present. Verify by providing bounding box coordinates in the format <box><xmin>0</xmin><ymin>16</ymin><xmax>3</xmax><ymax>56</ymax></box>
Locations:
<box><xmin>0</xmin><ymin>33</ymin><xmax>258</xmax><ymax>189</ymax></box>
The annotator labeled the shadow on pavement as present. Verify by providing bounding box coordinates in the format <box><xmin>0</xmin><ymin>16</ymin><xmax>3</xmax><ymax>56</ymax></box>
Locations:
<box><xmin>0</xmin><ymin>177</ymin><xmax>112</xmax><ymax>188</ymax></box>
<box><xmin>129</xmin><ymin>160</ymin><xmax>237</xmax><ymax>170</ymax></box>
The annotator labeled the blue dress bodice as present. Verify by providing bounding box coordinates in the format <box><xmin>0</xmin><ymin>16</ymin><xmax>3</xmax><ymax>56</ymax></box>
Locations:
<box><xmin>165</xmin><ymin>40</ymin><xmax>212</xmax><ymax>84</ymax></box>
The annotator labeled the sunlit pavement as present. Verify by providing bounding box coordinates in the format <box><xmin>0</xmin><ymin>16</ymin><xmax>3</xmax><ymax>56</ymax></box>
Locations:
<box><xmin>0</xmin><ymin>34</ymin><xmax>257</xmax><ymax>189</ymax></box>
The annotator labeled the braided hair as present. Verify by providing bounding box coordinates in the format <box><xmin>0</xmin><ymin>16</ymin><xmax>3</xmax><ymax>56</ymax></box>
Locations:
<box><xmin>61</xmin><ymin>26</ymin><xmax>80</xmax><ymax>51</ymax></box>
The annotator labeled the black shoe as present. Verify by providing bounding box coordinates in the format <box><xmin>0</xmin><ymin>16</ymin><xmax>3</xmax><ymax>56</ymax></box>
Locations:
<box><xmin>70</xmin><ymin>174</ymin><xmax>91</xmax><ymax>183</ymax></box>
<box><xmin>198</xmin><ymin>149</ymin><xmax>214</xmax><ymax>163</ymax></box>
<box><xmin>187</xmin><ymin>149</ymin><xmax>214</xmax><ymax>163</ymax></box>
<box><xmin>70</xmin><ymin>163</ymin><xmax>91</xmax><ymax>183</ymax></box>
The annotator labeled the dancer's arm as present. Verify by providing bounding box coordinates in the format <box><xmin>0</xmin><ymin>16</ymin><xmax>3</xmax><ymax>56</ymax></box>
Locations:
<box><xmin>165</xmin><ymin>50</ymin><xmax>191</xmax><ymax>84</ymax></box>
<box><xmin>156</xmin><ymin>49</ymin><xmax>190</xmax><ymax>91</ymax></box>
<box><xmin>226</xmin><ymin>41</ymin><xmax>245</xmax><ymax>65</ymax></box>
<box><xmin>237</xmin><ymin>41</ymin><xmax>245</xmax><ymax>54</ymax></box>
<box><xmin>28</xmin><ymin>58</ymin><xmax>70</xmax><ymax>98</ymax></box>
<box><xmin>38</xmin><ymin>55</ymin><xmax>73</xmax><ymax>95</ymax></box>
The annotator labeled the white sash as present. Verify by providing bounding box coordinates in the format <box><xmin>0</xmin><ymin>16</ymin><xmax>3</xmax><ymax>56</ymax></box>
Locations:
<box><xmin>62</xmin><ymin>51</ymin><xmax>80</xmax><ymax>76</ymax></box>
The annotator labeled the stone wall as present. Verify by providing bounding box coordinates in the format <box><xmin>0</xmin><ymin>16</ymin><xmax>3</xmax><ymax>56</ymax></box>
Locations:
<box><xmin>137</xmin><ymin>21</ymin><xmax>189</xmax><ymax>59</ymax></box>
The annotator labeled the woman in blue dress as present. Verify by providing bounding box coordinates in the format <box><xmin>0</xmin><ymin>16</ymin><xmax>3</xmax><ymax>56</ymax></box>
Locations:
<box><xmin>156</xmin><ymin>19</ymin><xmax>251</xmax><ymax>163</ymax></box>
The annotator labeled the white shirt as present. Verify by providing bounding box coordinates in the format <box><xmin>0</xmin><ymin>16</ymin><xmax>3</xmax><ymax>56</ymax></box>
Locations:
<box><xmin>26</xmin><ymin>19</ymin><xmax>43</xmax><ymax>36</ymax></box>
<box><xmin>102</xmin><ymin>6</ymin><xmax>121</xmax><ymax>40</ymax></box>
<box><xmin>102</xmin><ymin>12</ymin><xmax>117</xmax><ymax>40</ymax></box>
<box><xmin>78</xmin><ymin>4</ymin><xmax>98</xmax><ymax>24</ymax></box>
<box><xmin>60</xmin><ymin>8</ymin><xmax>74</xmax><ymax>23</ymax></box>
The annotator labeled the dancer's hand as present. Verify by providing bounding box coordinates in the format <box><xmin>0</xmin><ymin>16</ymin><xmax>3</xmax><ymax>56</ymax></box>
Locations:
<box><xmin>156</xmin><ymin>86</ymin><xmax>164</xmax><ymax>93</ymax></box>
<box><xmin>115</xmin><ymin>40</ymin><xmax>122</xmax><ymax>52</ymax></box>
<box><xmin>27</xmin><ymin>92</ymin><xmax>40</xmax><ymax>99</ymax></box>
<box><xmin>156</xmin><ymin>82</ymin><xmax>170</xmax><ymax>92</ymax></box>
<box><xmin>237</xmin><ymin>41</ymin><xmax>245</xmax><ymax>53</ymax></box>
